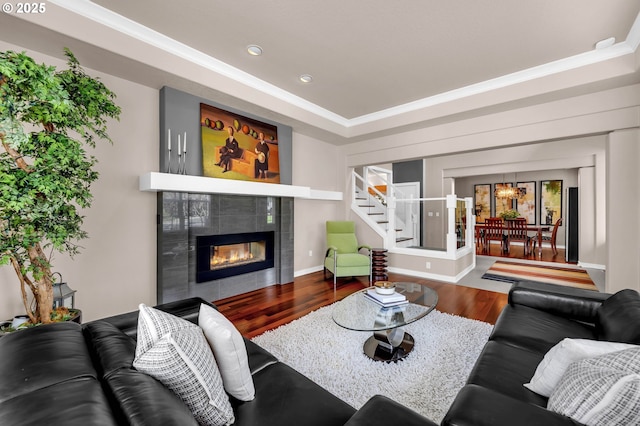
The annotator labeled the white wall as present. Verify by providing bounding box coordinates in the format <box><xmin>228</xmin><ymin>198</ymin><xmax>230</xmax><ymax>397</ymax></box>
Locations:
<box><xmin>606</xmin><ymin>130</ymin><xmax>640</xmax><ymax>293</ymax></box>
<box><xmin>343</xmin><ymin>85</ymin><xmax>640</xmax><ymax>167</ymax></box>
<box><xmin>292</xmin><ymin>133</ymin><xmax>345</xmax><ymax>275</ymax></box>
<box><xmin>578</xmin><ymin>167</ymin><xmax>598</xmax><ymax>268</ymax></box>
<box><xmin>0</xmin><ymin>41</ymin><xmax>159</xmax><ymax>321</ymax></box>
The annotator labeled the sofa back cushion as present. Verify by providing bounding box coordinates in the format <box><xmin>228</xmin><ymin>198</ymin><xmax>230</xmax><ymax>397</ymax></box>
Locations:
<box><xmin>98</xmin><ymin>297</ymin><xmax>208</xmax><ymax>339</ymax></box>
<box><xmin>597</xmin><ymin>289</ymin><xmax>640</xmax><ymax>344</ymax></box>
<box><xmin>83</xmin><ymin>321</ymin><xmax>137</xmax><ymax>377</ymax></box>
<box><xmin>0</xmin><ymin>322</ymin><xmax>98</xmax><ymax>403</ymax></box>
<box><xmin>106</xmin><ymin>369</ymin><xmax>199</xmax><ymax>426</ymax></box>
<box><xmin>82</xmin><ymin>319</ymin><xmax>200</xmax><ymax>425</ymax></box>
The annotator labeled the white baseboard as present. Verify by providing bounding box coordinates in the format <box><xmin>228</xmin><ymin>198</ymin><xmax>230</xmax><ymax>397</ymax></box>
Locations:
<box><xmin>294</xmin><ymin>265</ymin><xmax>324</xmax><ymax>277</ymax></box>
<box><xmin>296</xmin><ymin>263</ymin><xmax>476</xmax><ymax>283</ymax></box>
<box><xmin>388</xmin><ymin>263</ymin><xmax>475</xmax><ymax>283</ymax></box>
<box><xmin>578</xmin><ymin>262</ymin><xmax>606</xmax><ymax>270</ymax></box>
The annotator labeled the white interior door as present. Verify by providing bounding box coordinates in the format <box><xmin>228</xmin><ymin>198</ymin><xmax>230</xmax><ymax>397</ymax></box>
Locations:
<box><xmin>394</xmin><ymin>182</ymin><xmax>421</xmax><ymax>246</ymax></box>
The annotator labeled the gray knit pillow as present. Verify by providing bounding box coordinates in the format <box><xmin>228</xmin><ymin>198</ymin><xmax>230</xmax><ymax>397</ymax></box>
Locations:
<box><xmin>133</xmin><ymin>304</ymin><xmax>234</xmax><ymax>426</ymax></box>
<box><xmin>548</xmin><ymin>347</ymin><xmax>640</xmax><ymax>425</ymax></box>
<box><xmin>135</xmin><ymin>303</ymin><xmax>195</xmax><ymax>357</ymax></box>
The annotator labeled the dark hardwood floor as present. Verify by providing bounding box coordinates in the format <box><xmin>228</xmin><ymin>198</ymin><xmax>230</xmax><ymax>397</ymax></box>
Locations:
<box><xmin>214</xmin><ymin>271</ymin><xmax>509</xmax><ymax>339</ymax></box>
<box><xmin>479</xmin><ymin>243</ymin><xmax>569</xmax><ymax>264</ymax></box>
<box><xmin>214</xmin><ymin>243</ymin><xmax>569</xmax><ymax>338</ymax></box>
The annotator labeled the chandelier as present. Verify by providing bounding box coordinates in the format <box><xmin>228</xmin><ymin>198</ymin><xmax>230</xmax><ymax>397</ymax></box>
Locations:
<box><xmin>494</xmin><ymin>183</ymin><xmax>521</xmax><ymax>200</ymax></box>
<box><xmin>493</xmin><ymin>174</ymin><xmax>525</xmax><ymax>200</ymax></box>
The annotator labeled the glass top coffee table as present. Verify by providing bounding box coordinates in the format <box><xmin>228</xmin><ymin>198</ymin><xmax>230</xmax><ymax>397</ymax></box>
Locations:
<box><xmin>332</xmin><ymin>282</ymin><xmax>438</xmax><ymax>362</ymax></box>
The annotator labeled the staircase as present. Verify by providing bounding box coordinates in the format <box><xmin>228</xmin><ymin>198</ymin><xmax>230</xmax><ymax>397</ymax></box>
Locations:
<box><xmin>351</xmin><ymin>167</ymin><xmax>417</xmax><ymax>248</ymax></box>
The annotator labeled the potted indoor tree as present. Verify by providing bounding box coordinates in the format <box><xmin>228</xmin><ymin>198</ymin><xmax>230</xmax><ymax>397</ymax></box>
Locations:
<box><xmin>0</xmin><ymin>49</ymin><xmax>120</xmax><ymax>325</ymax></box>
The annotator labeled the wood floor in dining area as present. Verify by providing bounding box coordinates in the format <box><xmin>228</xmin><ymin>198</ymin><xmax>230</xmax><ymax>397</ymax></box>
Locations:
<box><xmin>214</xmin><ymin>271</ymin><xmax>509</xmax><ymax>339</ymax></box>
<box><xmin>479</xmin><ymin>242</ymin><xmax>568</xmax><ymax>264</ymax></box>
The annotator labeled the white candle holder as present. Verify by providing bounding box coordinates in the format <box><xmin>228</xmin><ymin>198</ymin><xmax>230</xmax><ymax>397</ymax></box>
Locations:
<box><xmin>166</xmin><ymin>129</ymin><xmax>188</xmax><ymax>174</ymax></box>
<box><xmin>166</xmin><ymin>147</ymin><xmax>173</xmax><ymax>173</ymax></box>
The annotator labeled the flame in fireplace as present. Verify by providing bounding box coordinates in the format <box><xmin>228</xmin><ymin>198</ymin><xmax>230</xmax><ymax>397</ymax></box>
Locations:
<box><xmin>211</xmin><ymin>251</ymin><xmax>254</xmax><ymax>267</ymax></box>
<box><xmin>208</xmin><ymin>240</ymin><xmax>267</xmax><ymax>271</ymax></box>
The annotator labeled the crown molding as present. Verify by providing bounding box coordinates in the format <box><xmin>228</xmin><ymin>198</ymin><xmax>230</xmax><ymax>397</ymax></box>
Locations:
<box><xmin>51</xmin><ymin>0</ymin><xmax>640</xmax><ymax>131</ymax></box>
<box><xmin>49</xmin><ymin>0</ymin><xmax>350</xmax><ymax>127</ymax></box>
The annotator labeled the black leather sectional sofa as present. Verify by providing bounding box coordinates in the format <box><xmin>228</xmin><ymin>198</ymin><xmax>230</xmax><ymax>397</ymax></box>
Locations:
<box><xmin>442</xmin><ymin>281</ymin><xmax>640</xmax><ymax>426</ymax></box>
<box><xmin>1</xmin><ymin>282</ymin><xmax>638</xmax><ymax>426</ymax></box>
<box><xmin>0</xmin><ymin>297</ymin><xmax>435</xmax><ymax>426</ymax></box>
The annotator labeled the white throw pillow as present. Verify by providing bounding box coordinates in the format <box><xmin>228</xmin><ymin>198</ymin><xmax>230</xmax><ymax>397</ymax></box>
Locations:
<box><xmin>524</xmin><ymin>338</ymin><xmax>637</xmax><ymax>397</ymax></box>
<box><xmin>133</xmin><ymin>304</ymin><xmax>235</xmax><ymax>425</ymax></box>
<box><xmin>199</xmin><ymin>303</ymin><xmax>255</xmax><ymax>401</ymax></box>
<box><xmin>548</xmin><ymin>347</ymin><xmax>640</xmax><ymax>426</ymax></box>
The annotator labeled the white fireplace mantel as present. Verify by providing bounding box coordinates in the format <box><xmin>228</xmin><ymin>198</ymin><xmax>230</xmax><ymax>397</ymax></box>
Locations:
<box><xmin>139</xmin><ymin>172</ymin><xmax>343</xmax><ymax>201</ymax></box>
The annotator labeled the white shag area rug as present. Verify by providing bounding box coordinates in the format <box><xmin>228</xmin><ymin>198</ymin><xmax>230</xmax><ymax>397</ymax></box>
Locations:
<box><xmin>251</xmin><ymin>305</ymin><xmax>492</xmax><ymax>423</ymax></box>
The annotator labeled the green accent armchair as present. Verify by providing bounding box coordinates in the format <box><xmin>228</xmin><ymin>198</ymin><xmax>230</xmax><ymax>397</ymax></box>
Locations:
<box><xmin>324</xmin><ymin>221</ymin><xmax>372</xmax><ymax>291</ymax></box>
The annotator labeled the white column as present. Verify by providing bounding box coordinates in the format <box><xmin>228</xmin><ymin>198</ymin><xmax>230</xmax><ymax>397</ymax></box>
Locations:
<box><xmin>606</xmin><ymin>129</ymin><xmax>640</xmax><ymax>293</ymax></box>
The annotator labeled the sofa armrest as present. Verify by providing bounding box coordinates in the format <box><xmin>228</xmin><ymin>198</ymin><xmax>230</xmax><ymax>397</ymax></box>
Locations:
<box><xmin>442</xmin><ymin>385</ymin><xmax>582</xmax><ymax>426</ymax></box>
<box><xmin>344</xmin><ymin>395</ymin><xmax>437</xmax><ymax>426</ymax></box>
<box><xmin>508</xmin><ymin>280</ymin><xmax>609</xmax><ymax>323</ymax></box>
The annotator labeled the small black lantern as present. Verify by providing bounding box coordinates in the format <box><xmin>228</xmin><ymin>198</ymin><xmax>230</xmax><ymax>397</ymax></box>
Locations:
<box><xmin>52</xmin><ymin>272</ymin><xmax>76</xmax><ymax>309</ymax></box>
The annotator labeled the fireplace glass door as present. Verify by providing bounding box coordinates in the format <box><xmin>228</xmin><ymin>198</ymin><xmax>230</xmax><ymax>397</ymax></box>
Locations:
<box><xmin>196</xmin><ymin>231</ymin><xmax>274</xmax><ymax>282</ymax></box>
<box><xmin>210</xmin><ymin>241</ymin><xmax>266</xmax><ymax>270</ymax></box>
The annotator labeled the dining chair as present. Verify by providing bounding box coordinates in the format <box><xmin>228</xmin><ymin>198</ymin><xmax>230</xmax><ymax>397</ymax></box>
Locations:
<box><xmin>483</xmin><ymin>217</ymin><xmax>505</xmax><ymax>254</ymax></box>
<box><xmin>505</xmin><ymin>217</ymin><xmax>532</xmax><ymax>255</ymax></box>
<box><xmin>532</xmin><ymin>217</ymin><xmax>563</xmax><ymax>255</ymax></box>
<box><xmin>474</xmin><ymin>221</ymin><xmax>484</xmax><ymax>252</ymax></box>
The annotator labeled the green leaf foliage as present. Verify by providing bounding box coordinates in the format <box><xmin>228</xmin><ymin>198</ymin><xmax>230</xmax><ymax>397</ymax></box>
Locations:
<box><xmin>0</xmin><ymin>49</ymin><xmax>121</xmax><ymax>279</ymax></box>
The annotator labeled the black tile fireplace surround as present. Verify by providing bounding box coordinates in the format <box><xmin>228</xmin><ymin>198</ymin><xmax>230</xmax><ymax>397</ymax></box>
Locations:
<box><xmin>157</xmin><ymin>192</ymin><xmax>293</xmax><ymax>304</ymax></box>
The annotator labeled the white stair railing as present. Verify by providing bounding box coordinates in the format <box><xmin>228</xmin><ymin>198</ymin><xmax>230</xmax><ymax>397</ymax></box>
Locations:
<box><xmin>352</xmin><ymin>172</ymin><xmax>388</xmax><ymax>238</ymax></box>
<box><xmin>352</xmin><ymin>168</ymin><xmax>475</xmax><ymax>255</ymax></box>
<box><xmin>351</xmin><ymin>167</ymin><xmax>412</xmax><ymax>245</ymax></box>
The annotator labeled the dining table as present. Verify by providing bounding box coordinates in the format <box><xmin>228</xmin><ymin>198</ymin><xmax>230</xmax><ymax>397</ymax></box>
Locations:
<box><xmin>474</xmin><ymin>222</ymin><xmax>550</xmax><ymax>257</ymax></box>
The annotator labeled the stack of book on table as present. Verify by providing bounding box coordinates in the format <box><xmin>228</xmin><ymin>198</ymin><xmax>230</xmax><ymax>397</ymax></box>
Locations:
<box><xmin>364</xmin><ymin>288</ymin><xmax>408</xmax><ymax>307</ymax></box>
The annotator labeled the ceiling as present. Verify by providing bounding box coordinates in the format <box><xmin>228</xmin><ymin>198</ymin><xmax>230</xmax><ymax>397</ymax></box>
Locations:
<box><xmin>4</xmin><ymin>1</ymin><xmax>640</xmax><ymax>143</ymax></box>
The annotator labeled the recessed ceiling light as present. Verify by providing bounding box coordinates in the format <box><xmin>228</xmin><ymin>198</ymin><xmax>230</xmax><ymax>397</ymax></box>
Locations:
<box><xmin>247</xmin><ymin>45</ymin><xmax>263</xmax><ymax>56</ymax></box>
<box><xmin>299</xmin><ymin>74</ymin><xmax>313</xmax><ymax>83</ymax></box>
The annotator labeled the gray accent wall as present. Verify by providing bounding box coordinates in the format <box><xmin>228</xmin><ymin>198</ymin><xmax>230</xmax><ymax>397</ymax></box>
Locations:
<box><xmin>393</xmin><ymin>159</ymin><xmax>423</xmax><ymax>191</ymax></box>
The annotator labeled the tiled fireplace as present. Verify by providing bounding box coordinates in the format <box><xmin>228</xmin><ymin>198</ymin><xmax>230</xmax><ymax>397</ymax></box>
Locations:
<box><xmin>157</xmin><ymin>192</ymin><xmax>293</xmax><ymax>304</ymax></box>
